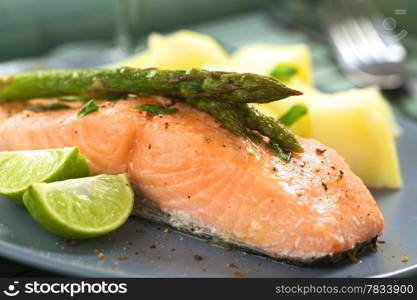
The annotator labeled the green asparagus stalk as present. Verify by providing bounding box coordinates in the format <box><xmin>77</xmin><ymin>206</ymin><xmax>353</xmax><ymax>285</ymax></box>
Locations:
<box><xmin>235</xmin><ymin>103</ymin><xmax>303</xmax><ymax>153</ymax></box>
<box><xmin>0</xmin><ymin>67</ymin><xmax>304</xmax><ymax>158</ymax></box>
<box><xmin>186</xmin><ymin>99</ymin><xmax>303</xmax><ymax>156</ymax></box>
<box><xmin>0</xmin><ymin>68</ymin><xmax>301</xmax><ymax>103</ymax></box>
<box><xmin>185</xmin><ymin>98</ymin><xmax>247</xmax><ymax>137</ymax></box>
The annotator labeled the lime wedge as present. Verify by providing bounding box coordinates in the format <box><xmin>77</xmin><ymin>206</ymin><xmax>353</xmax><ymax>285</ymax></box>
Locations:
<box><xmin>0</xmin><ymin>147</ymin><xmax>89</xmax><ymax>204</ymax></box>
<box><xmin>22</xmin><ymin>174</ymin><xmax>134</xmax><ymax>239</ymax></box>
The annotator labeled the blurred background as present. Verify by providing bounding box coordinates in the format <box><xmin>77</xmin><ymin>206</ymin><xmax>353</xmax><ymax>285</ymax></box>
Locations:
<box><xmin>0</xmin><ymin>0</ymin><xmax>416</xmax><ymax>92</ymax></box>
<box><xmin>1</xmin><ymin>0</ymin><xmax>416</xmax><ymax>114</ymax></box>
<box><xmin>0</xmin><ymin>0</ymin><xmax>416</xmax><ymax>61</ymax></box>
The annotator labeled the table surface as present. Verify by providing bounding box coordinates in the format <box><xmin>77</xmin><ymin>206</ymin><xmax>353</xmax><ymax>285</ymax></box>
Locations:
<box><xmin>1</xmin><ymin>9</ymin><xmax>417</xmax><ymax>277</ymax></box>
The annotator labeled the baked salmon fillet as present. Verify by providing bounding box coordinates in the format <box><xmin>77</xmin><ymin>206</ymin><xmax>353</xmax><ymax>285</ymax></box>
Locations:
<box><xmin>0</xmin><ymin>97</ymin><xmax>384</xmax><ymax>263</ymax></box>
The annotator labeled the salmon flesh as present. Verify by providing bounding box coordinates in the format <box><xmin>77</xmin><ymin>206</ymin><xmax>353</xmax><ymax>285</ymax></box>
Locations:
<box><xmin>0</xmin><ymin>97</ymin><xmax>384</xmax><ymax>263</ymax></box>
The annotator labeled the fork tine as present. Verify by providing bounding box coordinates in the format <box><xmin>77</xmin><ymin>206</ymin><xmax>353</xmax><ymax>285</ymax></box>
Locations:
<box><xmin>322</xmin><ymin>0</ymin><xmax>362</xmax><ymax>69</ymax></box>
<box><xmin>339</xmin><ymin>0</ymin><xmax>385</xmax><ymax>66</ymax></box>
<box><xmin>320</xmin><ymin>0</ymin><xmax>406</xmax><ymax>88</ymax></box>
<box><xmin>343</xmin><ymin>19</ymin><xmax>376</xmax><ymax>65</ymax></box>
<box><xmin>327</xmin><ymin>22</ymin><xmax>359</xmax><ymax>69</ymax></box>
<box><xmin>342</xmin><ymin>0</ymin><xmax>406</xmax><ymax>73</ymax></box>
<box><xmin>342</xmin><ymin>0</ymin><xmax>403</xmax><ymax>64</ymax></box>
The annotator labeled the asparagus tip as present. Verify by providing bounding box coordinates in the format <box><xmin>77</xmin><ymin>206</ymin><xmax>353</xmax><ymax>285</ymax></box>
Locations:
<box><xmin>291</xmin><ymin>89</ymin><xmax>303</xmax><ymax>96</ymax></box>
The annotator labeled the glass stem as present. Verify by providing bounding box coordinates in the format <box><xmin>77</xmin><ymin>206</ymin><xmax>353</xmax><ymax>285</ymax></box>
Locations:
<box><xmin>115</xmin><ymin>0</ymin><xmax>146</xmax><ymax>54</ymax></box>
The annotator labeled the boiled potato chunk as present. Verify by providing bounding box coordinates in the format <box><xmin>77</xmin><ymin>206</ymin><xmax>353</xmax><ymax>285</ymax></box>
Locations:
<box><xmin>231</xmin><ymin>44</ymin><xmax>313</xmax><ymax>85</ymax></box>
<box><xmin>111</xmin><ymin>30</ymin><xmax>228</xmax><ymax>69</ymax></box>
<box><xmin>309</xmin><ymin>88</ymin><xmax>402</xmax><ymax>188</ymax></box>
<box><xmin>261</xmin><ymin>87</ymin><xmax>402</xmax><ymax>188</ymax></box>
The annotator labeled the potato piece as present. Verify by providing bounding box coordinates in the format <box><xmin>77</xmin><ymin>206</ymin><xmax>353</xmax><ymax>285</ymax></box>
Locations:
<box><xmin>308</xmin><ymin>88</ymin><xmax>402</xmax><ymax>188</ymax></box>
<box><xmin>111</xmin><ymin>30</ymin><xmax>229</xmax><ymax>69</ymax></box>
<box><xmin>263</xmin><ymin>87</ymin><xmax>402</xmax><ymax>188</ymax></box>
<box><xmin>231</xmin><ymin>44</ymin><xmax>313</xmax><ymax>85</ymax></box>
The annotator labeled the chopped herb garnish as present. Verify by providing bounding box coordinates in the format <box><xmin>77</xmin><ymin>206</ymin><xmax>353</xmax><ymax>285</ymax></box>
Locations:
<box><xmin>347</xmin><ymin>244</ymin><xmax>361</xmax><ymax>263</ymax></box>
<box><xmin>77</xmin><ymin>99</ymin><xmax>99</xmax><ymax>118</ymax></box>
<box><xmin>26</xmin><ymin>103</ymin><xmax>70</xmax><ymax>112</ymax></box>
<box><xmin>268</xmin><ymin>140</ymin><xmax>292</xmax><ymax>162</ymax></box>
<box><xmin>268</xmin><ymin>63</ymin><xmax>298</xmax><ymax>82</ymax></box>
<box><xmin>278</xmin><ymin>104</ymin><xmax>308</xmax><ymax>127</ymax></box>
<box><xmin>247</xmin><ymin>133</ymin><xmax>262</xmax><ymax>144</ymax></box>
<box><xmin>134</xmin><ymin>104</ymin><xmax>178</xmax><ymax>115</ymax></box>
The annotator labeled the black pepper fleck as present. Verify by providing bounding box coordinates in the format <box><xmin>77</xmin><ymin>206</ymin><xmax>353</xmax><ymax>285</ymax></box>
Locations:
<box><xmin>64</xmin><ymin>238</ymin><xmax>77</xmax><ymax>246</ymax></box>
<box><xmin>193</xmin><ymin>254</ymin><xmax>203</xmax><ymax>261</ymax></box>
<box><xmin>338</xmin><ymin>170</ymin><xmax>344</xmax><ymax>180</ymax></box>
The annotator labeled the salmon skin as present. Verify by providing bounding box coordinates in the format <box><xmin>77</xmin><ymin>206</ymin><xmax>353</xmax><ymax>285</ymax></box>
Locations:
<box><xmin>0</xmin><ymin>97</ymin><xmax>384</xmax><ymax>264</ymax></box>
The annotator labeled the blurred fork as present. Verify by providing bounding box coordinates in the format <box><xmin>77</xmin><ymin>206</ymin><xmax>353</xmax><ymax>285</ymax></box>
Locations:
<box><xmin>320</xmin><ymin>0</ymin><xmax>407</xmax><ymax>90</ymax></box>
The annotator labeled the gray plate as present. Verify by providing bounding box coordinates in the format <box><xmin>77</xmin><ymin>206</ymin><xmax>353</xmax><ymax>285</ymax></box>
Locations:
<box><xmin>0</xmin><ymin>113</ymin><xmax>416</xmax><ymax>278</ymax></box>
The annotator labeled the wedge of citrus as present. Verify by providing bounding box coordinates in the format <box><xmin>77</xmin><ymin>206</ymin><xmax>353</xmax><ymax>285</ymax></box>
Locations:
<box><xmin>0</xmin><ymin>147</ymin><xmax>89</xmax><ymax>204</ymax></box>
<box><xmin>23</xmin><ymin>174</ymin><xmax>134</xmax><ymax>239</ymax></box>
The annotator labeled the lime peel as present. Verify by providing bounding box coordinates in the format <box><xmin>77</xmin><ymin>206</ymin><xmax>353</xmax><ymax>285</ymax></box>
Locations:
<box><xmin>23</xmin><ymin>174</ymin><xmax>134</xmax><ymax>239</ymax></box>
<box><xmin>0</xmin><ymin>147</ymin><xmax>89</xmax><ymax>204</ymax></box>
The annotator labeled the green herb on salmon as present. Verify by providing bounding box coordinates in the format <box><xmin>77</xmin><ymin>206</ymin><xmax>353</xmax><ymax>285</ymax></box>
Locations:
<box><xmin>77</xmin><ymin>99</ymin><xmax>99</xmax><ymax>118</ymax></box>
<box><xmin>268</xmin><ymin>140</ymin><xmax>292</xmax><ymax>162</ymax></box>
<box><xmin>135</xmin><ymin>104</ymin><xmax>178</xmax><ymax>115</ymax></box>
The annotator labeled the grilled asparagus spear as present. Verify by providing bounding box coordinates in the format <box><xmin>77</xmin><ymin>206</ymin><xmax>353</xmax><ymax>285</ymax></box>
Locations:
<box><xmin>0</xmin><ymin>68</ymin><xmax>301</xmax><ymax>103</ymax></box>
<box><xmin>185</xmin><ymin>98</ymin><xmax>248</xmax><ymax>137</ymax></box>
<box><xmin>0</xmin><ymin>68</ymin><xmax>304</xmax><ymax>158</ymax></box>
<box><xmin>235</xmin><ymin>103</ymin><xmax>303</xmax><ymax>153</ymax></box>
